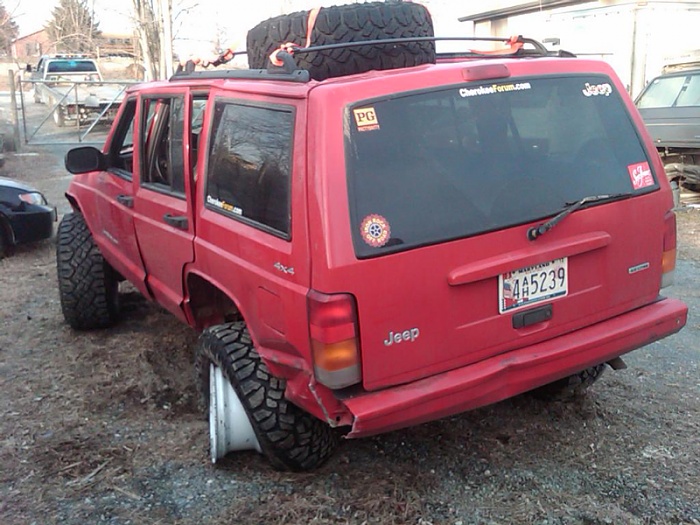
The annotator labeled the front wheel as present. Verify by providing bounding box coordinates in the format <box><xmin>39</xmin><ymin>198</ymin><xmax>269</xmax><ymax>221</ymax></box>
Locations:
<box><xmin>195</xmin><ymin>322</ymin><xmax>338</xmax><ymax>471</ymax></box>
<box><xmin>56</xmin><ymin>212</ymin><xmax>120</xmax><ymax>329</ymax></box>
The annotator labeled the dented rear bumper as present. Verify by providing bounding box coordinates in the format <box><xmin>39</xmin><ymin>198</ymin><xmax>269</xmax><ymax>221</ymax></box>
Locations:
<box><xmin>343</xmin><ymin>297</ymin><xmax>687</xmax><ymax>438</ymax></box>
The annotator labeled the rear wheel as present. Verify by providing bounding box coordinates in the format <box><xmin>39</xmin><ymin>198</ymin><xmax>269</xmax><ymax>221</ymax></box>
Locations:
<box><xmin>196</xmin><ymin>322</ymin><xmax>338</xmax><ymax>471</ymax></box>
<box><xmin>0</xmin><ymin>222</ymin><xmax>10</xmax><ymax>259</ymax></box>
<box><xmin>246</xmin><ymin>2</ymin><xmax>435</xmax><ymax>81</ymax></box>
<box><xmin>56</xmin><ymin>212</ymin><xmax>120</xmax><ymax>329</ymax></box>
<box><xmin>530</xmin><ymin>364</ymin><xmax>606</xmax><ymax>401</ymax></box>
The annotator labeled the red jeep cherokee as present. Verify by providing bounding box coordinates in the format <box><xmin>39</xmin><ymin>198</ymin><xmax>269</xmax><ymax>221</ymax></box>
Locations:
<box><xmin>56</xmin><ymin>3</ymin><xmax>687</xmax><ymax>471</ymax></box>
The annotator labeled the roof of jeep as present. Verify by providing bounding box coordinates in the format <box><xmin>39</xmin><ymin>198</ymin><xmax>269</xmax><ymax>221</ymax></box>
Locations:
<box><xmin>124</xmin><ymin>36</ymin><xmax>589</xmax><ymax>98</ymax></box>
<box><xmin>127</xmin><ymin>54</ymin><xmax>615</xmax><ymax>101</ymax></box>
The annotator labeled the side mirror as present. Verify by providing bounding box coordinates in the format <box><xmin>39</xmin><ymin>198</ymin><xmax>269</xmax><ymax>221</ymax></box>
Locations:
<box><xmin>65</xmin><ymin>146</ymin><xmax>106</xmax><ymax>174</ymax></box>
<box><xmin>25</xmin><ymin>64</ymin><xmax>32</xmax><ymax>73</ymax></box>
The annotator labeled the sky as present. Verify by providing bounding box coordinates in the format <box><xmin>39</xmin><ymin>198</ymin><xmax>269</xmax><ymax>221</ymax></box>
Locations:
<box><xmin>11</xmin><ymin>0</ymin><xmax>470</xmax><ymax>56</ymax></box>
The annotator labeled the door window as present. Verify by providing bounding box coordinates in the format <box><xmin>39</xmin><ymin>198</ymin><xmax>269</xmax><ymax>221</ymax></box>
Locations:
<box><xmin>205</xmin><ymin>101</ymin><xmax>294</xmax><ymax>237</ymax></box>
<box><xmin>141</xmin><ymin>96</ymin><xmax>186</xmax><ymax>196</ymax></box>
<box><xmin>106</xmin><ymin>98</ymin><xmax>137</xmax><ymax>179</ymax></box>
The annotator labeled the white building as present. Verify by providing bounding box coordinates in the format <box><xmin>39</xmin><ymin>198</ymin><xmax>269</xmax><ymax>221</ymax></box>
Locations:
<box><xmin>457</xmin><ymin>0</ymin><xmax>700</xmax><ymax>97</ymax></box>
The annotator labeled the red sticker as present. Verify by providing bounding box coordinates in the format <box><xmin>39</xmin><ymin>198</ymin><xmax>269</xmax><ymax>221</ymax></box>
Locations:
<box><xmin>628</xmin><ymin>162</ymin><xmax>654</xmax><ymax>190</ymax></box>
<box><xmin>360</xmin><ymin>214</ymin><xmax>391</xmax><ymax>248</ymax></box>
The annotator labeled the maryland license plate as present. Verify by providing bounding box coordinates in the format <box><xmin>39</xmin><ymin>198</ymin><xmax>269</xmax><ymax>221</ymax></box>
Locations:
<box><xmin>499</xmin><ymin>258</ymin><xmax>568</xmax><ymax>313</ymax></box>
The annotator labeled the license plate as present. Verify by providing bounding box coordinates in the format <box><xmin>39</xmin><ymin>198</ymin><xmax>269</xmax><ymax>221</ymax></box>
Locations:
<box><xmin>499</xmin><ymin>258</ymin><xmax>568</xmax><ymax>313</ymax></box>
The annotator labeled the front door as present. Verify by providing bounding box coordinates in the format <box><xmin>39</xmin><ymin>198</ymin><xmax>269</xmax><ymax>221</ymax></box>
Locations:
<box><xmin>132</xmin><ymin>93</ymin><xmax>199</xmax><ymax>321</ymax></box>
<box><xmin>91</xmin><ymin>97</ymin><xmax>150</xmax><ymax>298</ymax></box>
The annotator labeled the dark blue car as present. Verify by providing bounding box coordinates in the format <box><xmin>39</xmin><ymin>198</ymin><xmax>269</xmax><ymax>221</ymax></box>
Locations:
<box><xmin>0</xmin><ymin>177</ymin><xmax>56</xmax><ymax>257</ymax></box>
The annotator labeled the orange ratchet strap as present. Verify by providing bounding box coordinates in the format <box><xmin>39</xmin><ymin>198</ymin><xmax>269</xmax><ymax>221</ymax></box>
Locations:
<box><xmin>269</xmin><ymin>7</ymin><xmax>321</xmax><ymax>67</ymax></box>
<box><xmin>470</xmin><ymin>35</ymin><xmax>524</xmax><ymax>55</ymax></box>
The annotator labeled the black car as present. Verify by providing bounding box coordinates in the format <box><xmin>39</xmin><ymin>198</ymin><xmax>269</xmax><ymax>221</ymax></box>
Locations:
<box><xmin>0</xmin><ymin>177</ymin><xmax>56</xmax><ymax>257</ymax></box>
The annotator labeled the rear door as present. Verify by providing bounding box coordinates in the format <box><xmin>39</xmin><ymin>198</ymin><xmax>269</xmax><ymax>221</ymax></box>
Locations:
<box><xmin>132</xmin><ymin>91</ymin><xmax>203</xmax><ymax>322</ymax></box>
<box><xmin>335</xmin><ymin>73</ymin><xmax>667</xmax><ymax>390</ymax></box>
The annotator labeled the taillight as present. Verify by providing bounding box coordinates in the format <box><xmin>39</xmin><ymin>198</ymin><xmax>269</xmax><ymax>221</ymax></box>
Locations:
<box><xmin>661</xmin><ymin>210</ymin><xmax>676</xmax><ymax>288</ymax></box>
<box><xmin>308</xmin><ymin>290</ymin><xmax>361</xmax><ymax>389</ymax></box>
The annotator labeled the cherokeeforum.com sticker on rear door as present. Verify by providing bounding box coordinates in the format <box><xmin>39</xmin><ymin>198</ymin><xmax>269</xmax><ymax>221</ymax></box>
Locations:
<box><xmin>459</xmin><ymin>82</ymin><xmax>532</xmax><ymax>98</ymax></box>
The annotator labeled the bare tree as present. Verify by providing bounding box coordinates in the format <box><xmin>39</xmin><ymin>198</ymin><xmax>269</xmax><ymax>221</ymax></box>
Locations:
<box><xmin>0</xmin><ymin>1</ymin><xmax>18</xmax><ymax>56</ymax></box>
<box><xmin>132</xmin><ymin>0</ymin><xmax>174</xmax><ymax>80</ymax></box>
<box><xmin>45</xmin><ymin>0</ymin><xmax>101</xmax><ymax>54</ymax></box>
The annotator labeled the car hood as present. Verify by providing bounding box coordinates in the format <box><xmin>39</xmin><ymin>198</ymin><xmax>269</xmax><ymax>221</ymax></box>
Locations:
<box><xmin>0</xmin><ymin>177</ymin><xmax>39</xmax><ymax>193</ymax></box>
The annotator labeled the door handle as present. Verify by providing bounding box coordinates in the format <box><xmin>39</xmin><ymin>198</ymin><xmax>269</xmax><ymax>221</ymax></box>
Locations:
<box><xmin>116</xmin><ymin>194</ymin><xmax>134</xmax><ymax>208</ymax></box>
<box><xmin>163</xmin><ymin>213</ymin><xmax>188</xmax><ymax>230</ymax></box>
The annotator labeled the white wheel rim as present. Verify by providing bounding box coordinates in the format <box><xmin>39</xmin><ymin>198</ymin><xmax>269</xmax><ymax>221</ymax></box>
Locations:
<box><xmin>209</xmin><ymin>363</ymin><xmax>261</xmax><ymax>463</ymax></box>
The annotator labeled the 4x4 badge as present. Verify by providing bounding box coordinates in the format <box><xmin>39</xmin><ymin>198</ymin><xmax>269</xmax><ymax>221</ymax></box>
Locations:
<box><xmin>360</xmin><ymin>214</ymin><xmax>391</xmax><ymax>247</ymax></box>
<box><xmin>273</xmin><ymin>262</ymin><xmax>295</xmax><ymax>275</ymax></box>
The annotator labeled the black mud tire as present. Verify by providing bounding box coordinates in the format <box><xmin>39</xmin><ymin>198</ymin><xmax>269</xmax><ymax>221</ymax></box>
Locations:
<box><xmin>0</xmin><ymin>221</ymin><xmax>10</xmax><ymax>259</ymax></box>
<box><xmin>530</xmin><ymin>364</ymin><xmax>606</xmax><ymax>401</ymax></box>
<box><xmin>195</xmin><ymin>322</ymin><xmax>338</xmax><ymax>471</ymax></box>
<box><xmin>246</xmin><ymin>2</ymin><xmax>435</xmax><ymax>81</ymax></box>
<box><xmin>56</xmin><ymin>212</ymin><xmax>120</xmax><ymax>330</ymax></box>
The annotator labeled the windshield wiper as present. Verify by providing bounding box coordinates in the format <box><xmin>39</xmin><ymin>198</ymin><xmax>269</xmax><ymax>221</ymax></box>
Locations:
<box><xmin>527</xmin><ymin>193</ymin><xmax>632</xmax><ymax>241</ymax></box>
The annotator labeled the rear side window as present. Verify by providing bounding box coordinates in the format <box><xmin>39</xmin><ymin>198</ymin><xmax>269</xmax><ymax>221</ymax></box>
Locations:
<box><xmin>205</xmin><ymin>101</ymin><xmax>293</xmax><ymax>237</ymax></box>
<box><xmin>346</xmin><ymin>75</ymin><xmax>654</xmax><ymax>257</ymax></box>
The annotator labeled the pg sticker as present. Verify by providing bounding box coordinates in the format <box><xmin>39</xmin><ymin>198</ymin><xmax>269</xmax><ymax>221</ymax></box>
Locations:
<box><xmin>360</xmin><ymin>214</ymin><xmax>391</xmax><ymax>247</ymax></box>
<box><xmin>627</xmin><ymin>162</ymin><xmax>654</xmax><ymax>190</ymax></box>
<box><xmin>353</xmin><ymin>107</ymin><xmax>380</xmax><ymax>132</ymax></box>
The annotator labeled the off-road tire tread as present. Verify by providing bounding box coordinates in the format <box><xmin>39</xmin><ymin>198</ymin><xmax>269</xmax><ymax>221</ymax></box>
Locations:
<box><xmin>196</xmin><ymin>322</ymin><xmax>338</xmax><ymax>471</ymax></box>
<box><xmin>531</xmin><ymin>364</ymin><xmax>606</xmax><ymax>401</ymax></box>
<box><xmin>56</xmin><ymin>212</ymin><xmax>119</xmax><ymax>329</ymax></box>
<box><xmin>246</xmin><ymin>2</ymin><xmax>435</xmax><ymax>81</ymax></box>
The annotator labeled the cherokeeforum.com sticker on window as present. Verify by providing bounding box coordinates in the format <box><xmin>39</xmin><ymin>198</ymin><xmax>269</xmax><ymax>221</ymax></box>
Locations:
<box><xmin>459</xmin><ymin>82</ymin><xmax>532</xmax><ymax>98</ymax></box>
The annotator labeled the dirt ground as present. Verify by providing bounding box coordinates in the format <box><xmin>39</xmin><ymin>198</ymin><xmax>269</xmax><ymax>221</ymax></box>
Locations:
<box><xmin>1</xmin><ymin>147</ymin><xmax>699</xmax><ymax>525</ymax></box>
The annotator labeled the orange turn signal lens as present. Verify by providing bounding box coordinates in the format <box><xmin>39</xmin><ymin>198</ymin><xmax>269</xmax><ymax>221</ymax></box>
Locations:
<box><xmin>312</xmin><ymin>338</ymin><xmax>359</xmax><ymax>372</ymax></box>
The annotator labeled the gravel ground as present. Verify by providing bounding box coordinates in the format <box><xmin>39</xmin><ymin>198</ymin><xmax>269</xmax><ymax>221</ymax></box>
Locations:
<box><xmin>0</xmin><ymin>146</ymin><xmax>698</xmax><ymax>525</ymax></box>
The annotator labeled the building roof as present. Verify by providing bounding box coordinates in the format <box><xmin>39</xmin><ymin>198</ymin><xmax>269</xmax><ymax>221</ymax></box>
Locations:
<box><xmin>458</xmin><ymin>0</ymin><xmax>591</xmax><ymax>23</ymax></box>
<box><xmin>12</xmin><ymin>29</ymin><xmax>48</xmax><ymax>43</ymax></box>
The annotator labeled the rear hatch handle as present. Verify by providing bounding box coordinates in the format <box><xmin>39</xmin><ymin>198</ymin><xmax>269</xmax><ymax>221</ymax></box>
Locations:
<box><xmin>527</xmin><ymin>193</ymin><xmax>633</xmax><ymax>241</ymax></box>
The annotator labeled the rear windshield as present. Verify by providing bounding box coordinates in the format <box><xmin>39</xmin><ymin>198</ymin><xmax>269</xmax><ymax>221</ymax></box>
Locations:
<box><xmin>346</xmin><ymin>74</ymin><xmax>655</xmax><ymax>257</ymax></box>
<box><xmin>636</xmin><ymin>72</ymin><xmax>700</xmax><ymax>108</ymax></box>
<box><xmin>47</xmin><ymin>60</ymin><xmax>98</xmax><ymax>73</ymax></box>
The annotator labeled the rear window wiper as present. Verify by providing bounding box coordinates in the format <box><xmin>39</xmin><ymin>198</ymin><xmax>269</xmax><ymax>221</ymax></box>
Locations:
<box><xmin>527</xmin><ymin>193</ymin><xmax>633</xmax><ymax>241</ymax></box>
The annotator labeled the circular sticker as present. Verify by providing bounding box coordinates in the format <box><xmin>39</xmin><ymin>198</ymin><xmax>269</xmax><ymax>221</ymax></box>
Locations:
<box><xmin>360</xmin><ymin>214</ymin><xmax>391</xmax><ymax>248</ymax></box>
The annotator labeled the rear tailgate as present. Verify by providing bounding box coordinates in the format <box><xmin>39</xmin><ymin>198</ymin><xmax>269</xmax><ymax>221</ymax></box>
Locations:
<box><xmin>351</xmin><ymin>195</ymin><xmax>665</xmax><ymax>390</ymax></box>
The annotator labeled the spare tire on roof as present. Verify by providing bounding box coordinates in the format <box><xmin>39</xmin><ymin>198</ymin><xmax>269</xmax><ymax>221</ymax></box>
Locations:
<box><xmin>246</xmin><ymin>1</ymin><xmax>435</xmax><ymax>81</ymax></box>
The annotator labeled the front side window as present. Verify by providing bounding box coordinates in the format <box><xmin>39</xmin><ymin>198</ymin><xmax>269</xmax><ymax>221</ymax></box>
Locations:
<box><xmin>106</xmin><ymin>98</ymin><xmax>137</xmax><ymax>179</ymax></box>
<box><xmin>347</xmin><ymin>75</ymin><xmax>654</xmax><ymax>257</ymax></box>
<box><xmin>206</xmin><ymin>101</ymin><xmax>293</xmax><ymax>236</ymax></box>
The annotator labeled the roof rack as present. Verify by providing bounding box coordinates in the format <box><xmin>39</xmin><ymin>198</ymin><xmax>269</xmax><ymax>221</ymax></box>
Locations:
<box><xmin>169</xmin><ymin>35</ymin><xmax>575</xmax><ymax>82</ymax></box>
<box><xmin>170</xmin><ymin>67</ymin><xmax>309</xmax><ymax>83</ymax></box>
<box><xmin>285</xmin><ymin>35</ymin><xmax>575</xmax><ymax>61</ymax></box>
